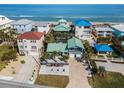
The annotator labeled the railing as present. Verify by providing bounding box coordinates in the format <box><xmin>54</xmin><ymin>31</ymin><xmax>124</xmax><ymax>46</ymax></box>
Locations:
<box><xmin>91</xmin><ymin>55</ymin><xmax>124</xmax><ymax>63</ymax></box>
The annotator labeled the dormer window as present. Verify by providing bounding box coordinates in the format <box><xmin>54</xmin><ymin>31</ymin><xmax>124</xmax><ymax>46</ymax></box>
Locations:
<box><xmin>2</xmin><ymin>17</ymin><xmax>5</xmax><ymax>20</ymax></box>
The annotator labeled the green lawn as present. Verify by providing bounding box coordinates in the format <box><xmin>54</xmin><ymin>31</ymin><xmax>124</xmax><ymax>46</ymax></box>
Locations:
<box><xmin>35</xmin><ymin>75</ymin><xmax>69</xmax><ymax>88</ymax></box>
<box><xmin>88</xmin><ymin>72</ymin><xmax>124</xmax><ymax>88</ymax></box>
<box><xmin>0</xmin><ymin>46</ymin><xmax>13</xmax><ymax>71</ymax></box>
<box><xmin>0</xmin><ymin>63</ymin><xmax>6</xmax><ymax>71</ymax></box>
<box><xmin>0</xmin><ymin>46</ymin><xmax>10</xmax><ymax>58</ymax></box>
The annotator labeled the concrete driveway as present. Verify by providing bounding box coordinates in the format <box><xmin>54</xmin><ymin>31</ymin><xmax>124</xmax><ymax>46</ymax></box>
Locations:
<box><xmin>67</xmin><ymin>58</ymin><xmax>91</xmax><ymax>88</ymax></box>
<box><xmin>13</xmin><ymin>55</ymin><xmax>39</xmax><ymax>84</ymax></box>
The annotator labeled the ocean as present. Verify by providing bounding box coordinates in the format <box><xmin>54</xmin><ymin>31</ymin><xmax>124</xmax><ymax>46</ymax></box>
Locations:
<box><xmin>0</xmin><ymin>4</ymin><xmax>124</xmax><ymax>22</ymax></box>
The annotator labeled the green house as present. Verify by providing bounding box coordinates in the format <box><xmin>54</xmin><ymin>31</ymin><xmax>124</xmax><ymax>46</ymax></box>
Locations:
<box><xmin>52</xmin><ymin>24</ymin><xmax>71</xmax><ymax>42</ymax></box>
<box><xmin>67</xmin><ymin>37</ymin><xmax>84</xmax><ymax>58</ymax></box>
<box><xmin>52</xmin><ymin>24</ymin><xmax>71</xmax><ymax>32</ymax></box>
<box><xmin>46</xmin><ymin>37</ymin><xmax>84</xmax><ymax>58</ymax></box>
<box><xmin>47</xmin><ymin>43</ymin><xmax>68</xmax><ymax>55</ymax></box>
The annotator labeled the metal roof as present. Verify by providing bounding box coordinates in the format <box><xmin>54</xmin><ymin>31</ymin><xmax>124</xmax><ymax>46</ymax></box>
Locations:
<box><xmin>95</xmin><ymin>44</ymin><xmax>113</xmax><ymax>52</ymax></box>
<box><xmin>74</xmin><ymin>19</ymin><xmax>92</xmax><ymax>26</ymax></box>
<box><xmin>67</xmin><ymin>37</ymin><xmax>84</xmax><ymax>49</ymax></box>
<box><xmin>47</xmin><ymin>43</ymin><xmax>68</xmax><ymax>53</ymax></box>
<box><xmin>11</xmin><ymin>19</ymin><xmax>32</xmax><ymax>25</ymax></box>
<box><xmin>52</xmin><ymin>24</ymin><xmax>71</xmax><ymax>32</ymax></box>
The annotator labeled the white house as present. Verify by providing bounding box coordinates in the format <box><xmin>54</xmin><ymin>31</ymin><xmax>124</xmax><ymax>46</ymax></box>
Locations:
<box><xmin>0</xmin><ymin>15</ymin><xmax>13</xmax><ymax>32</ymax></box>
<box><xmin>94</xmin><ymin>25</ymin><xmax>113</xmax><ymax>38</ymax></box>
<box><xmin>17</xmin><ymin>32</ymin><xmax>44</xmax><ymax>56</ymax></box>
<box><xmin>11</xmin><ymin>19</ymin><xmax>32</xmax><ymax>34</ymax></box>
<box><xmin>74</xmin><ymin>19</ymin><xmax>92</xmax><ymax>41</ymax></box>
<box><xmin>32</xmin><ymin>22</ymin><xmax>50</xmax><ymax>34</ymax></box>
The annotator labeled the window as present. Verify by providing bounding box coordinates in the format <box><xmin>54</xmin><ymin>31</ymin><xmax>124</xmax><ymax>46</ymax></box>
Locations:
<box><xmin>31</xmin><ymin>46</ymin><xmax>37</xmax><ymax>49</ymax></box>
<box><xmin>63</xmin><ymin>69</ymin><xmax>65</xmax><ymax>72</ymax></box>
<box><xmin>19</xmin><ymin>39</ymin><xmax>22</xmax><ymax>42</ymax></box>
<box><xmin>20</xmin><ymin>46</ymin><xmax>23</xmax><ymax>49</ymax></box>
<box><xmin>2</xmin><ymin>17</ymin><xmax>5</xmax><ymax>20</ymax></box>
<box><xmin>79</xmin><ymin>26</ymin><xmax>82</xmax><ymax>28</ymax></box>
<box><xmin>84</xmin><ymin>26</ymin><xmax>90</xmax><ymax>29</ymax></box>
<box><xmin>30</xmin><ymin>40</ymin><xmax>36</xmax><ymax>43</ymax></box>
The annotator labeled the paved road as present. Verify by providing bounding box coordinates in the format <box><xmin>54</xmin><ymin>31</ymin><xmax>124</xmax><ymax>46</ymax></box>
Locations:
<box><xmin>67</xmin><ymin>58</ymin><xmax>91</xmax><ymax>88</ymax></box>
<box><xmin>13</xmin><ymin>55</ymin><xmax>38</xmax><ymax>83</ymax></box>
<box><xmin>0</xmin><ymin>79</ymin><xmax>50</xmax><ymax>88</ymax></box>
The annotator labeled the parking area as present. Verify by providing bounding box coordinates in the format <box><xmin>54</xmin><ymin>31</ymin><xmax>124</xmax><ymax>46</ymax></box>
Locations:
<box><xmin>67</xmin><ymin>58</ymin><xmax>91</xmax><ymax>88</ymax></box>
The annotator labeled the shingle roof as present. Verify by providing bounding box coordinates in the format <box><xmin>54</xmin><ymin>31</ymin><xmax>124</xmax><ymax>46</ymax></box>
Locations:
<box><xmin>95</xmin><ymin>44</ymin><xmax>113</xmax><ymax>52</ymax></box>
<box><xmin>0</xmin><ymin>15</ymin><xmax>13</xmax><ymax>26</ymax></box>
<box><xmin>17</xmin><ymin>32</ymin><xmax>44</xmax><ymax>40</ymax></box>
<box><xmin>67</xmin><ymin>37</ymin><xmax>84</xmax><ymax>49</ymax></box>
<box><xmin>11</xmin><ymin>19</ymin><xmax>32</xmax><ymax>25</ymax></box>
<box><xmin>47</xmin><ymin>43</ymin><xmax>68</xmax><ymax>53</ymax></box>
<box><xmin>52</xmin><ymin>24</ymin><xmax>71</xmax><ymax>32</ymax></box>
<box><xmin>32</xmin><ymin>21</ymin><xmax>49</xmax><ymax>27</ymax></box>
<box><xmin>75</xmin><ymin>19</ymin><xmax>92</xmax><ymax>26</ymax></box>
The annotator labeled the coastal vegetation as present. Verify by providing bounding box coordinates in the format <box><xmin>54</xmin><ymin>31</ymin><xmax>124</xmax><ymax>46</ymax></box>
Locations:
<box><xmin>35</xmin><ymin>75</ymin><xmax>69</xmax><ymax>88</ymax></box>
<box><xmin>0</xmin><ymin>45</ymin><xmax>17</xmax><ymax>71</ymax></box>
<box><xmin>97</xmin><ymin>37</ymin><xmax>112</xmax><ymax>44</ymax></box>
<box><xmin>44</xmin><ymin>33</ymin><xmax>55</xmax><ymax>43</ymax></box>
<box><xmin>88</xmin><ymin>71</ymin><xmax>124</xmax><ymax>88</ymax></box>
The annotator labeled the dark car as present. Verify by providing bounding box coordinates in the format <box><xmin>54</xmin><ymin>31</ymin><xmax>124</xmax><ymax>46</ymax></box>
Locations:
<box><xmin>0</xmin><ymin>40</ymin><xmax>2</xmax><ymax>44</ymax></box>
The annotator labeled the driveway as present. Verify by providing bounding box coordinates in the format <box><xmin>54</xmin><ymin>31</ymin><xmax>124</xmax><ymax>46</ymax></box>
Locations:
<box><xmin>67</xmin><ymin>58</ymin><xmax>91</xmax><ymax>88</ymax></box>
<box><xmin>13</xmin><ymin>55</ymin><xmax>39</xmax><ymax>84</ymax></box>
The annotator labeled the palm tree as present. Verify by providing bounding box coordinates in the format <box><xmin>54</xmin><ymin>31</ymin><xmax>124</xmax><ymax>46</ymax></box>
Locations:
<box><xmin>98</xmin><ymin>66</ymin><xmax>107</xmax><ymax>78</ymax></box>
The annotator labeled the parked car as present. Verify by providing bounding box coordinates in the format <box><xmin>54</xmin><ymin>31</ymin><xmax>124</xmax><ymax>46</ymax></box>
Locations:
<box><xmin>0</xmin><ymin>40</ymin><xmax>2</xmax><ymax>44</ymax></box>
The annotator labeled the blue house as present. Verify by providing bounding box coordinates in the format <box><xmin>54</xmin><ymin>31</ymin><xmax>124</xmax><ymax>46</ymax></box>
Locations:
<box><xmin>74</xmin><ymin>19</ymin><xmax>92</xmax><ymax>27</ymax></box>
<box><xmin>94</xmin><ymin>44</ymin><xmax>113</xmax><ymax>54</ymax></box>
<box><xmin>74</xmin><ymin>19</ymin><xmax>92</xmax><ymax>41</ymax></box>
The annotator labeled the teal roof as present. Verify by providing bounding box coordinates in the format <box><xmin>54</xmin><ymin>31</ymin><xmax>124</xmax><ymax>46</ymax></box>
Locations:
<box><xmin>67</xmin><ymin>37</ymin><xmax>84</xmax><ymax>49</ymax></box>
<box><xmin>95</xmin><ymin>44</ymin><xmax>113</xmax><ymax>52</ymax></box>
<box><xmin>52</xmin><ymin>24</ymin><xmax>71</xmax><ymax>32</ymax></box>
<box><xmin>112</xmin><ymin>27</ymin><xmax>122</xmax><ymax>37</ymax></box>
<box><xmin>58</xmin><ymin>19</ymin><xmax>67</xmax><ymax>23</ymax></box>
<box><xmin>47</xmin><ymin>43</ymin><xmax>68</xmax><ymax>53</ymax></box>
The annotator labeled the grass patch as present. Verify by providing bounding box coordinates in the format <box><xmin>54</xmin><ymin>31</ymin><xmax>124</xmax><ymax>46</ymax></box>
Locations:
<box><xmin>35</xmin><ymin>75</ymin><xmax>69</xmax><ymax>88</ymax></box>
<box><xmin>88</xmin><ymin>72</ymin><xmax>124</xmax><ymax>88</ymax></box>
<box><xmin>0</xmin><ymin>46</ymin><xmax>10</xmax><ymax>58</ymax></box>
<box><xmin>0</xmin><ymin>63</ymin><xmax>6</xmax><ymax>71</ymax></box>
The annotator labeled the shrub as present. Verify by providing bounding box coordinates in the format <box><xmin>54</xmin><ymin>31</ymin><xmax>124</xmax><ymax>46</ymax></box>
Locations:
<box><xmin>90</xmin><ymin>60</ymin><xmax>97</xmax><ymax>69</ymax></box>
<box><xmin>20</xmin><ymin>60</ymin><xmax>25</xmax><ymax>64</ymax></box>
<box><xmin>1</xmin><ymin>50</ymin><xmax>17</xmax><ymax>61</ymax></box>
<box><xmin>12</xmin><ymin>71</ymin><xmax>16</xmax><ymax>74</ymax></box>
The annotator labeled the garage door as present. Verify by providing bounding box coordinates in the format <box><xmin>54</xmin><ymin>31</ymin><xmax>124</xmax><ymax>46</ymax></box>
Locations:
<box><xmin>75</xmin><ymin>54</ymin><xmax>82</xmax><ymax>58</ymax></box>
<box><xmin>69</xmin><ymin>53</ymin><xmax>75</xmax><ymax>58</ymax></box>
